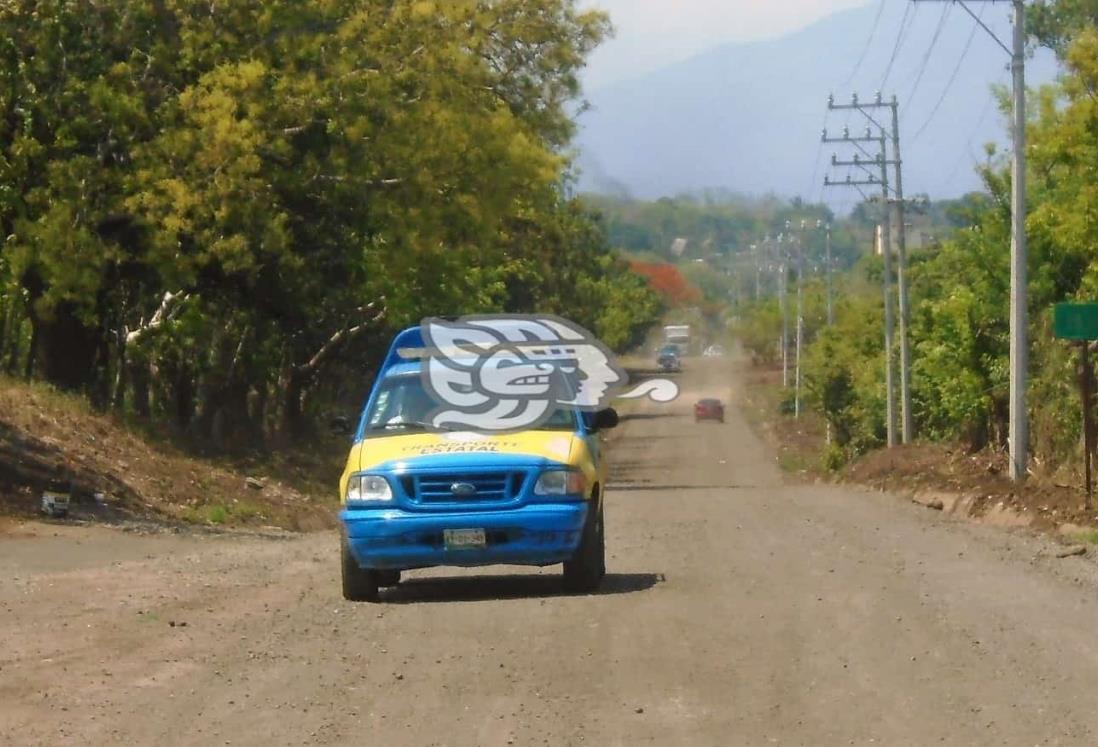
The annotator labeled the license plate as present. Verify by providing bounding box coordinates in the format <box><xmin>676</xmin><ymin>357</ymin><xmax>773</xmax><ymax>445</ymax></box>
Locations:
<box><xmin>444</xmin><ymin>528</ymin><xmax>486</xmax><ymax>549</ymax></box>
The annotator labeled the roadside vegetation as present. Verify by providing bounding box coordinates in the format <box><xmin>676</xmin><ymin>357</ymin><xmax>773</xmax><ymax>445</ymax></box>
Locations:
<box><xmin>733</xmin><ymin>4</ymin><xmax>1098</xmax><ymax>499</ymax></box>
<box><xmin>0</xmin><ymin>0</ymin><xmax>673</xmax><ymax>523</ymax></box>
<box><xmin>0</xmin><ymin>0</ymin><xmax>663</xmax><ymax>457</ymax></box>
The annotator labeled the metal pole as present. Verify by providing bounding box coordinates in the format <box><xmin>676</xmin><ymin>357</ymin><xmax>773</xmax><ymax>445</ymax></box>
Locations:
<box><xmin>779</xmin><ymin>237</ymin><xmax>789</xmax><ymax>388</ymax></box>
<box><xmin>1009</xmin><ymin>0</ymin><xmax>1028</xmax><ymax>482</ymax></box>
<box><xmin>1081</xmin><ymin>342</ymin><xmax>1093</xmax><ymax>507</ymax></box>
<box><xmin>753</xmin><ymin>244</ymin><xmax>761</xmax><ymax>301</ymax></box>
<box><xmin>825</xmin><ymin>222</ymin><xmax>834</xmax><ymax>326</ymax></box>
<box><xmin>879</xmin><ymin>223</ymin><xmax>896</xmax><ymax>449</ymax></box>
<box><xmin>890</xmin><ymin>97</ymin><xmax>914</xmax><ymax>444</ymax></box>
<box><xmin>877</xmin><ymin>127</ymin><xmax>897</xmax><ymax>447</ymax></box>
<box><xmin>795</xmin><ymin>230</ymin><xmax>805</xmax><ymax>418</ymax></box>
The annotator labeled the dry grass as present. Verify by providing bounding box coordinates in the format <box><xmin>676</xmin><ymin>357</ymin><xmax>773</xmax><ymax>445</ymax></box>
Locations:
<box><xmin>735</xmin><ymin>364</ymin><xmax>1098</xmax><ymax>531</ymax></box>
<box><xmin>0</xmin><ymin>377</ymin><xmax>339</xmax><ymax>531</ymax></box>
<box><xmin>737</xmin><ymin>362</ymin><xmax>830</xmax><ymax>479</ymax></box>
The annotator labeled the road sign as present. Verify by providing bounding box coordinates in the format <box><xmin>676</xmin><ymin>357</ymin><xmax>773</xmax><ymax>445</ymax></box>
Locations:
<box><xmin>1054</xmin><ymin>303</ymin><xmax>1098</xmax><ymax>341</ymax></box>
<box><xmin>1055</xmin><ymin>304</ymin><xmax>1098</xmax><ymax>505</ymax></box>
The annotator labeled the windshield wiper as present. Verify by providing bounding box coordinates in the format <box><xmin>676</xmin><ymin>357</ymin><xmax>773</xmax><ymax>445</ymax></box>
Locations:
<box><xmin>367</xmin><ymin>420</ymin><xmax>450</xmax><ymax>433</ymax></box>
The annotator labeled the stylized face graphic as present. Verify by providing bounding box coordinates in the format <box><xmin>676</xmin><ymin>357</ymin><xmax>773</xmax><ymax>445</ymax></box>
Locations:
<box><xmin>478</xmin><ymin>349</ymin><xmax>559</xmax><ymax>398</ymax></box>
<box><xmin>420</xmin><ymin>316</ymin><xmax>627</xmax><ymax>432</ymax></box>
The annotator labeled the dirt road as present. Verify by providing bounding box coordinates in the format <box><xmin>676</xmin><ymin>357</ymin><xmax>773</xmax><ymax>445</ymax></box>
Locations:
<box><xmin>6</xmin><ymin>359</ymin><xmax>1098</xmax><ymax>745</ymax></box>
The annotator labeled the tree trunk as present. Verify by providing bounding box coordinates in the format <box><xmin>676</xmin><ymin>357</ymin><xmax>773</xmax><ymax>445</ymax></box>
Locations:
<box><xmin>248</xmin><ymin>385</ymin><xmax>269</xmax><ymax>439</ymax></box>
<box><xmin>173</xmin><ymin>368</ymin><xmax>195</xmax><ymax>428</ymax></box>
<box><xmin>0</xmin><ymin>293</ymin><xmax>7</xmax><ymax>367</ymax></box>
<box><xmin>22</xmin><ymin>318</ymin><xmax>37</xmax><ymax>380</ymax></box>
<box><xmin>112</xmin><ymin>334</ymin><xmax>128</xmax><ymax>413</ymax></box>
<box><xmin>88</xmin><ymin>334</ymin><xmax>113</xmax><ymax>410</ymax></box>
<box><xmin>2</xmin><ymin>307</ymin><xmax>18</xmax><ymax>374</ymax></box>
<box><xmin>194</xmin><ymin>325</ymin><xmax>258</xmax><ymax>449</ymax></box>
<box><xmin>280</xmin><ymin>367</ymin><xmax>309</xmax><ymax>441</ymax></box>
<box><xmin>0</xmin><ymin>298</ymin><xmax>17</xmax><ymax>375</ymax></box>
<box><xmin>130</xmin><ymin>359</ymin><xmax>151</xmax><ymax>419</ymax></box>
<box><xmin>32</xmin><ymin>303</ymin><xmax>99</xmax><ymax>391</ymax></box>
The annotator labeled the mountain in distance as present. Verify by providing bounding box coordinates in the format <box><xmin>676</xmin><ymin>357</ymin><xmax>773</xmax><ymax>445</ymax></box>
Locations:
<box><xmin>575</xmin><ymin>1</ymin><xmax>1058</xmax><ymax>204</ymax></box>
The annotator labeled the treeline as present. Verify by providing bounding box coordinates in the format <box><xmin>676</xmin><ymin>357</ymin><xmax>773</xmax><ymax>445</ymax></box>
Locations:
<box><xmin>586</xmin><ymin>191</ymin><xmax>863</xmax><ymax>267</ymax></box>
<box><xmin>0</xmin><ymin>0</ymin><xmax>662</xmax><ymax>447</ymax></box>
<box><xmin>741</xmin><ymin>2</ymin><xmax>1098</xmax><ymax>474</ymax></box>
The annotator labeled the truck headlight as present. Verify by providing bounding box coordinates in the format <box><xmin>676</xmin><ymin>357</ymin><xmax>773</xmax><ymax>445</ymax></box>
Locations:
<box><xmin>534</xmin><ymin>470</ymin><xmax>587</xmax><ymax>497</ymax></box>
<box><xmin>346</xmin><ymin>475</ymin><xmax>393</xmax><ymax>503</ymax></box>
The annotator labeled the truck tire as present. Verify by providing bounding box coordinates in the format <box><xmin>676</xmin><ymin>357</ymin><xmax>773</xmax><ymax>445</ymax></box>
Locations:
<box><xmin>563</xmin><ymin>499</ymin><xmax>605</xmax><ymax>593</ymax></box>
<box><xmin>341</xmin><ymin>533</ymin><xmax>380</xmax><ymax>602</ymax></box>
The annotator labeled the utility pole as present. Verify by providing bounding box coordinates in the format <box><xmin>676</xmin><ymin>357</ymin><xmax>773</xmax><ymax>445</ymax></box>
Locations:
<box><xmin>750</xmin><ymin>243</ymin><xmax>761</xmax><ymax>301</ymax></box>
<box><xmin>777</xmin><ymin>234</ymin><xmax>789</xmax><ymax>388</ymax></box>
<box><xmin>827</xmin><ymin>93</ymin><xmax>913</xmax><ymax>444</ymax></box>
<box><xmin>797</xmin><ymin>228</ymin><xmax>806</xmax><ymax>417</ymax></box>
<box><xmin>912</xmin><ymin>0</ymin><xmax>1028</xmax><ymax>476</ymax></box>
<box><xmin>820</xmin><ymin>220</ymin><xmax>834</xmax><ymax>325</ymax></box>
<box><xmin>824</xmin><ymin>125</ymin><xmax>898</xmax><ymax>447</ymax></box>
<box><xmin>876</xmin><ymin>223</ymin><xmax>898</xmax><ymax>448</ymax></box>
<box><xmin>787</xmin><ymin>220</ymin><xmax>807</xmax><ymax>418</ymax></box>
<box><xmin>1010</xmin><ymin>0</ymin><xmax>1028</xmax><ymax>481</ymax></box>
<box><xmin>889</xmin><ymin>98</ymin><xmax>914</xmax><ymax>444</ymax></box>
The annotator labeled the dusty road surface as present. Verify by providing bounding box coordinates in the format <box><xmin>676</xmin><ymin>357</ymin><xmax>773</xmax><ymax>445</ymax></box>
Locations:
<box><xmin>6</xmin><ymin>358</ymin><xmax>1098</xmax><ymax>745</ymax></box>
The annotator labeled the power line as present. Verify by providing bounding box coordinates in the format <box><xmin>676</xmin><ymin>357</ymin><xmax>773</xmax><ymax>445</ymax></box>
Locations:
<box><xmin>942</xmin><ymin>91</ymin><xmax>998</xmax><ymax>185</ymax></box>
<box><xmin>880</xmin><ymin>2</ymin><xmax>919</xmax><ymax>90</ymax></box>
<box><xmin>910</xmin><ymin>4</ymin><xmax>985</xmax><ymax>142</ymax></box>
<box><xmin>840</xmin><ymin>0</ymin><xmax>888</xmax><ymax>89</ymax></box>
<box><xmin>806</xmin><ymin>112</ymin><xmax>829</xmax><ymax>202</ymax></box>
<box><xmin>905</xmin><ymin>3</ymin><xmax>953</xmax><ymax>104</ymax></box>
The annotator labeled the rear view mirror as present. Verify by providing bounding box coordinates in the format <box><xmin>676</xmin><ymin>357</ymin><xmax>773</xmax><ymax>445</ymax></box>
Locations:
<box><xmin>593</xmin><ymin>408</ymin><xmax>619</xmax><ymax>431</ymax></box>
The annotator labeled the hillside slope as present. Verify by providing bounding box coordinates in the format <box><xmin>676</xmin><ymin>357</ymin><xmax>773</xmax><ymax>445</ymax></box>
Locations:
<box><xmin>576</xmin><ymin>1</ymin><xmax>1058</xmax><ymax>201</ymax></box>
<box><xmin>0</xmin><ymin>380</ymin><xmax>338</xmax><ymax>531</ymax></box>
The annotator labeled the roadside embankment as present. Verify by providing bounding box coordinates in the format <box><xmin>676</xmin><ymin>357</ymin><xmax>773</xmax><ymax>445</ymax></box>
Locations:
<box><xmin>0</xmin><ymin>378</ymin><xmax>338</xmax><ymax>532</ymax></box>
<box><xmin>736</xmin><ymin>357</ymin><xmax>1098</xmax><ymax>549</ymax></box>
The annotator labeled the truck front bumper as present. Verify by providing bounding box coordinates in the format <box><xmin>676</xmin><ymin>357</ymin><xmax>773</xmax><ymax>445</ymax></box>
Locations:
<box><xmin>340</xmin><ymin>503</ymin><xmax>589</xmax><ymax>570</ymax></box>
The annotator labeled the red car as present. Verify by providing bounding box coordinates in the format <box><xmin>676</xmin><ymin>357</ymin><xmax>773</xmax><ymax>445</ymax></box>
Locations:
<box><xmin>694</xmin><ymin>398</ymin><xmax>725</xmax><ymax>423</ymax></box>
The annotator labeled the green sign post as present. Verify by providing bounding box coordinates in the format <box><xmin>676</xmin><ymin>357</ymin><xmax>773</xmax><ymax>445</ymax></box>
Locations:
<box><xmin>1054</xmin><ymin>304</ymin><xmax>1098</xmax><ymax>506</ymax></box>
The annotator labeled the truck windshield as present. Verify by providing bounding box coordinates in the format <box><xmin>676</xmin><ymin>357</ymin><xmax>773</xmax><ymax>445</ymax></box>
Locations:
<box><xmin>364</xmin><ymin>375</ymin><xmax>579</xmax><ymax>434</ymax></box>
<box><xmin>364</xmin><ymin>375</ymin><xmax>441</xmax><ymax>432</ymax></box>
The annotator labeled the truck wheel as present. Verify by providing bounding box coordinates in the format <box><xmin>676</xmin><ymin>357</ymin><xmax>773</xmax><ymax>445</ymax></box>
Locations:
<box><xmin>563</xmin><ymin>500</ymin><xmax>605</xmax><ymax>593</ymax></box>
<box><xmin>341</xmin><ymin>533</ymin><xmax>380</xmax><ymax>602</ymax></box>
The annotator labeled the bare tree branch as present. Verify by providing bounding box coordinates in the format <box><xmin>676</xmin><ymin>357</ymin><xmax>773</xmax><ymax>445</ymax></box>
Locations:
<box><xmin>311</xmin><ymin>175</ymin><xmax>403</xmax><ymax>187</ymax></box>
<box><xmin>125</xmin><ymin>290</ymin><xmax>189</xmax><ymax>345</ymax></box>
<box><xmin>295</xmin><ymin>301</ymin><xmax>387</xmax><ymax>377</ymax></box>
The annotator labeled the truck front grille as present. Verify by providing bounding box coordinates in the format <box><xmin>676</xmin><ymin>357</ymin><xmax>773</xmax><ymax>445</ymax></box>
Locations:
<box><xmin>402</xmin><ymin>472</ymin><xmax>522</xmax><ymax>503</ymax></box>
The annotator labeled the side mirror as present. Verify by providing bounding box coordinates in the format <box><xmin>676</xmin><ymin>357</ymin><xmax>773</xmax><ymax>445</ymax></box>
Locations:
<box><xmin>593</xmin><ymin>408</ymin><xmax>619</xmax><ymax>431</ymax></box>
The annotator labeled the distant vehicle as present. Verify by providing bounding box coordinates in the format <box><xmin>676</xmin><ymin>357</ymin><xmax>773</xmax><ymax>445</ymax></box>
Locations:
<box><xmin>664</xmin><ymin>324</ymin><xmax>691</xmax><ymax>347</ymax></box>
<box><xmin>657</xmin><ymin>345</ymin><xmax>681</xmax><ymax>373</ymax></box>
<box><xmin>703</xmin><ymin>344</ymin><xmax>726</xmax><ymax>358</ymax></box>
<box><xmin>694</xmin><ymin>398</ymin><xmax>725</xmax><ymax>423</ymax></box>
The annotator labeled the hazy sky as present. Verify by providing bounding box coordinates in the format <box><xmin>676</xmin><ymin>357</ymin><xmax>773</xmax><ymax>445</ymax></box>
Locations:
<box><xmin>581</xmin><ymin>0</ymin><xmax>869</xmax><ymax>89</ymax></box>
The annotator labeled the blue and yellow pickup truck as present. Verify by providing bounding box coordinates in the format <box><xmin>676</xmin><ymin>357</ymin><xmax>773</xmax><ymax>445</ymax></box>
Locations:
<box><xmin>338</xmin><ymin>325</ymin><xmax>619</xmax><ymax>601</ymax></box>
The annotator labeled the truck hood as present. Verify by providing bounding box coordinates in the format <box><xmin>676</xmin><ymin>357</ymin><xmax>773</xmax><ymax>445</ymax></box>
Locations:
<box><xmin>352</xmin><ymin>431</ymin><xmax>578</xmax><ymax>473</ymax></box>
